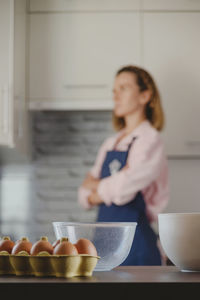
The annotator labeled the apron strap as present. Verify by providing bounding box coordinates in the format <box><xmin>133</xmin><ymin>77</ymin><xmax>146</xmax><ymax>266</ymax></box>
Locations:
<box><xmin>127</xmin><ymin>136</ymin><xmax>137</xmax><ymax>153</ymax></box>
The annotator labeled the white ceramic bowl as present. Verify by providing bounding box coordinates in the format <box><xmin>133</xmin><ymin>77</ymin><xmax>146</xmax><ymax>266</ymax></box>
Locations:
<box><xmin>158</xmin><ymin>213</ymin><xmax>200</xmax><ymax>272</ymax></box>
<box><xmin>53</xmin><ymin>222</ymin><xmax>137</xmax><ymax>271</ymax></box>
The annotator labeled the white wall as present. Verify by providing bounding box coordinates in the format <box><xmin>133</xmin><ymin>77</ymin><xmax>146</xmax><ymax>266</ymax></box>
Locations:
<box><xmin>151</xmin><ymin>158</ymin><xmax>200</xmax><ymax>233</ymax></box>
<box><xmin>166</xmin><ymin>160</ymin><xmax>200</xmax><ymax>213</ymax></box>
<box><xmin>0</xmin><ymin>163</ymin><xmax>32</xmax><ymax>240</ymax></box>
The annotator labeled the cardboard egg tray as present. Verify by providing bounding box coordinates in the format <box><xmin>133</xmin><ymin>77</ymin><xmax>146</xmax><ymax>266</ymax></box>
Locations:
<box><xmin>0</xmin><ymin>251</ymin><xmax>100</xmax><ymax>278</ymax></box>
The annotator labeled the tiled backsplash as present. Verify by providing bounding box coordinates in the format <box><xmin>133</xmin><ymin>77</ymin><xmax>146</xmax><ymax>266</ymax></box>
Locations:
<box><xmin>29</xmin><ymin>111</ymin><xmax>113</xmax><ymax>242</ymax></box>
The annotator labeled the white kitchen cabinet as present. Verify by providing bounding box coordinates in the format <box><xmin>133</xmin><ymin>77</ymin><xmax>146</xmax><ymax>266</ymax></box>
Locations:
<box><xmin>143</xmin><ymin>12</ymin><xmax>200</xmax><ymax>156</ymax></box>
<box><xmin>29</xmin><ymin>12</ymin><xmax>141</xmax><ymax>110</ymax></box>
<box><xmin>0</xmin><ymin>0</ymin><xmax>29</xmax><ymax>153</ymax></box>
<box><xmin>142</xmin><ymin>0</ymin><xmax>200</xmax><ymax>11</ymax></box>
<box><xmin>29</xmin><ymin>0</ymin><xmax>140</xmax><ymax>12</ymax></box>
<box><xmin>29</xmin><ymin>0</ymin><xmax>200</xmax><ymax>12</ymax></box>
<box><xmin>0</xmin><ymin>0</ymin><xmax>12</xmax><ymax>146</ymax></box>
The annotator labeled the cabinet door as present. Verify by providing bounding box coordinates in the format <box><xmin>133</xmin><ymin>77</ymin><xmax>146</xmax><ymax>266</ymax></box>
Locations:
<box><xmin>29</xmin><ymin>12</ymin><xmax>141</xmax><ymax>109</ymax></box>
<box><xmin>29</xmin><ymin>0</ymin><xmax>140</xmax><ymax>12</ymax></box>
<box><xmin>143</xmin><ymin>13</ymin><xmax>200</xmax><ymax>156</ymax></box>
<box><xmin>0</xmin><ymin>0</ymin><xmax>29</xmax><ymax>153</ymax></box>
<box><xmin>13</xmin><ymin>0</ymin><xmax>30</xmax><ymax>154</ymax></box>
<box><xmin>143</xmin><ymin>0</ymin><xmax>200</xmax><ymax>11</ymax></box>
<box><xmin>0</xmin><ymin>0</ymin><xmax>13</xmax><ymax>146</ymax></box>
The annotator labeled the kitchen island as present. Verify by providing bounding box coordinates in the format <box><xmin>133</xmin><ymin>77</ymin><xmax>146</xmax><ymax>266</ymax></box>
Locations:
<box><xmin>1</xmin><ymin>266</ymin><xmax>200</xmax><ymax>297</ymax></box>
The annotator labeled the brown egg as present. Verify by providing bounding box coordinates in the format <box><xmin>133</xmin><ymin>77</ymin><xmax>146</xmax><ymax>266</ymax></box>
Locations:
<box><xmin>53</xmin><ymin>237</ymin><xmax>78</xmax><ymax>255</ymax></box>
<box><xmin>74</xmin><ymin>238</ymin><xmax>97</xmax><ymax>256</ymax></box>
<box><xmin>11</xmin><ymin>237</ymin><xmax>32</xmax><ymax>255</ymax></box>
<box><xmin>0</xmin><ymin>236</ymin><xmax>15</xmax><ymax>254</ymax></box>
<box><xmin>52</xmin><ymin>239</ymin><xmax>60</xmax><ymax>249</ymax></box>
<box><xmin>30</xmin><ymin>236</ymin><xmax>53</xmax><ymax>255</ymax></box>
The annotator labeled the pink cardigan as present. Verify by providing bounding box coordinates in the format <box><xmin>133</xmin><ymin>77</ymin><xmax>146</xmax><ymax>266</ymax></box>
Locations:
<box><xmin>78</xmin><ymin>120</ymin><xmax>169</xmax><ymax>223</ymax></box>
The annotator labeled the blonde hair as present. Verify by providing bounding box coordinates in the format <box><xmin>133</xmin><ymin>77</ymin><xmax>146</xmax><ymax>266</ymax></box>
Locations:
<box><xmin>112</xmin><ymin>65</ymin><xmax>165</xmax><ymax>131</ymax></box>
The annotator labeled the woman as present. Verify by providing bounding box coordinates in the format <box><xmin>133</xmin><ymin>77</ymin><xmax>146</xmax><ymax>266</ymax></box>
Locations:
<box><xmin>78</xmin><ymin>65</ymin><xmax>169</xmax><ymax>265</ymax></box>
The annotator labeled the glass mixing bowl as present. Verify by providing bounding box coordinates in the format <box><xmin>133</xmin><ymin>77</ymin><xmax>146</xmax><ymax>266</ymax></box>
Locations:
<box><xmin>52</xmin><ymin>222</ymin><xmax>137</xmax><ymax>271</ymax></box>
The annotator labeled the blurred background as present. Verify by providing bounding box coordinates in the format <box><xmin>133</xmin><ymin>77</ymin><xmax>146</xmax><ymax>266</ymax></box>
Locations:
<box><xmin>0</xmin><ymin>0</ymin><xmax>200</xmax><ymax>243</ymax></box>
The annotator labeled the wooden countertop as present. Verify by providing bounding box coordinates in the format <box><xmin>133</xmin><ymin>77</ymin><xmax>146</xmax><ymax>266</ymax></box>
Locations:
<box><xmin>1</xmin><ymin>266</ymin><xmax>200</xmax><ymax>283</ymax></box>
<box><xmin>1</xmin><ymin>266</ymin><xmax>200</xmax><ymax>297</ymax></box>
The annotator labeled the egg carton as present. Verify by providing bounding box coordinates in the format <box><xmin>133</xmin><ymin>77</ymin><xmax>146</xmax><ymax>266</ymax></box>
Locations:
<box><xmin>0</xmin><ymin>251</ymin><xmax>100</xmax><ymax>278</ymax></box>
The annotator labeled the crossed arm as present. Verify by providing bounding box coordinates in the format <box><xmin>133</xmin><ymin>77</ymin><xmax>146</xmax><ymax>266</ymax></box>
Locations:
<box><xmin>81</xmin><ymin>173</ymin><xmax>103</xmax><ymax>206</ymax></box>
<box><xmin>81</xmin><ymin>164</ymin><xmax>129</xmax><ymax>207</ymax></box>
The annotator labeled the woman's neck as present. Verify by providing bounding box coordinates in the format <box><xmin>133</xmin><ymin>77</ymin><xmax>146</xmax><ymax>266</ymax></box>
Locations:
<box><xmin>124</xmin><ymin>112</ymin><xmax>146</xmax><ymax>135</ymax></box>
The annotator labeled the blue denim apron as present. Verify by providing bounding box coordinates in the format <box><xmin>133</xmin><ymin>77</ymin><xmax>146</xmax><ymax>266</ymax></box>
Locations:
<box><xmin>97</xmin><ymin>137</ymin><xmax>161</xmax><ymax>265</ymax></box>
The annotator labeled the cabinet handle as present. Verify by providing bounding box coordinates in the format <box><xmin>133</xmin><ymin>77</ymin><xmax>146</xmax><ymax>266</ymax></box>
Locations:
<box><xmin>186</xmin><ymin>141</ymin><xmax>200</xmax><ymax>146</ymax></box>
<box><xmin>63</xmin><ymin>84</ymin><xmax>108</xmax><ymax>89</ymax></box>
<box><xmin>15</xmin><ymin>95</ymin><xmax>23</xmax><ymax>138</ymax></box>
<box><xmin>0</xmin><ymin>88</ymin><xmax>2</xmax><ymax>131</ymax></box>
<box><xmin>0</xmin><ymin>86</ymin><xmax>9</xmax><ymax>135</ymax></box>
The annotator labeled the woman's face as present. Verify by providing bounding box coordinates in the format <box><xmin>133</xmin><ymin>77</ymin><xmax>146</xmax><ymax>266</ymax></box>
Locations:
<box><xmin>112</xmin><ymin>72</ymin><xmax>149</xmax><ymax>118</ymax></box>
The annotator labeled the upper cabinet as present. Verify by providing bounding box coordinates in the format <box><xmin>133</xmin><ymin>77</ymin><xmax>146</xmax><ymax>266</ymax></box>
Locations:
<box><xmin>0</xmin><ymin>0</ymin><xmax>29</xmax><ymax>153</ymax></box>
<box><xmin>27</xmin><ymin>0</ymin><xmax>200</xmax><ymax>156</ymax></box>
<box><xmin>29</xmin><ymin>11</ymin><xmax>141</xmax><ymax>110</ymax></box>
<box><xmin>29</xmin><ymin>0</ymin><xmax>200</xmax><ymax>12</ymax></box>
<box><xmin>29</xmin><ymin>0</ymin><xmax>140</xmax><ymax>12</ymax></box>
<box><xmin>0</xmin><ymin>0</ymin><xmax>11</xmax><ymax>146</ymax></box>
<box><xmin>142</xmin><ymin>0</ymin><xmax>200</xmax><ymax>11</ymax></box>
<box><xmin>142</xmin><ymin>12</ymin><xmax>200</xmax><ymax>156</ymax></box>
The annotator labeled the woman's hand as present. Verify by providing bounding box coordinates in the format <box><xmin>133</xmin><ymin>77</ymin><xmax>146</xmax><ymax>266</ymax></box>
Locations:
<box><xmin>82</xmin><ymin>173</ymin><xmax>100</xmax><ymax>191</ymax></box>
<box><xmin>88</xmin><ymin>191</ymin><xmax>103</xmax><ymax>206</ymax></box>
